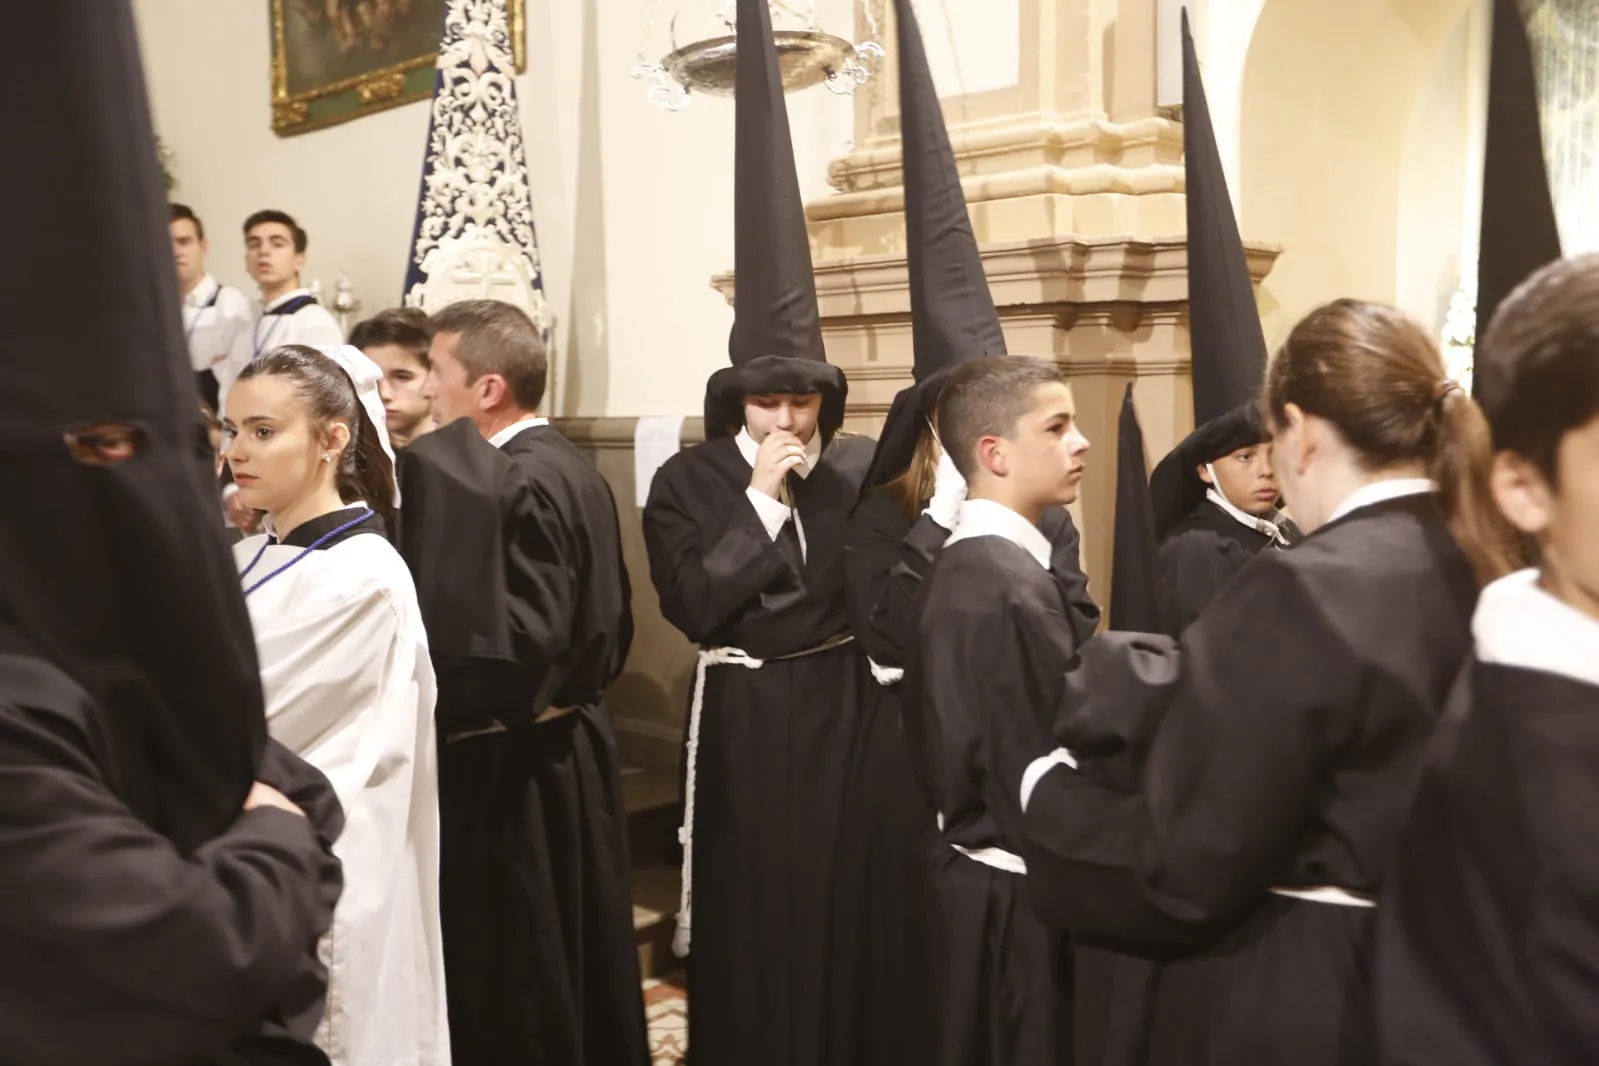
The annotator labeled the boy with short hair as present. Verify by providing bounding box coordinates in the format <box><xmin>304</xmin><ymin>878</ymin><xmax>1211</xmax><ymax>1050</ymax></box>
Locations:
<box><xmin>351</xmin><ymin>307</ymin><xmax>437</xmax><ymax>448</ymax></box>
<box><xmin>1378</xmin><ymin>252</ymin><xmax>1599</xmax><ymax>1065</ymax></box>
<box><xmin>904</xmin><ymin>354</ymin><xmax>1090</xmax><ymax>1066</ymax></box>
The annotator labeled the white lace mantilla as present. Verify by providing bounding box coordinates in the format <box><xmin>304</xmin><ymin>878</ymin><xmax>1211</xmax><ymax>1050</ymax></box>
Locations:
<box><xmin>405</xmin><ymin>0</ymin><xmax>550</xmax><ymax>333</ymax></box>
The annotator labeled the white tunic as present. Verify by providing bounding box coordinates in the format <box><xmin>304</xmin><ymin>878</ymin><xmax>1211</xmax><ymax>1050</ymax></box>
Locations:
<box><xmin>182</xmin><ymin>274</ymin><xmax>252</xmax><ymax>376</ymax></box>
<box><xmin>219</xmin><ymin>289</ymin><xmax>346</xmax><ymax>405</ymax></box>
<box><xmin>234</xmin><ymin>529</ymin><xmax>450</xmax><ymax>1066</ymax></box>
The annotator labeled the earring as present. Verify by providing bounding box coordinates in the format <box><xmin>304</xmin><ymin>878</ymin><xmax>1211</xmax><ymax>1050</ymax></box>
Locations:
<box><xmin>322</xmin><ymin>452</ymin><xmax>331</xmax><ymax>464</ymax></box>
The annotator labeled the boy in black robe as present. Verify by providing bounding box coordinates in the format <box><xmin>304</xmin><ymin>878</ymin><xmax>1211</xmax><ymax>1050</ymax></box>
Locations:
<box><xmin>640</xmin><ymin>2</ymin><xmax>874</xmax><ymax>1062</ymax></box>
<box><xmin>400</xmin><ymin>299</ymin><xmax>647</xmax><ymax>1066</ymax></box>
<box><xmin>1017</xmin><ymin>299</ymin><xmax>1508</xmax><ymax>1066</ymax></box>
<box><xmin>833</xmin><ymin>4</ymin><xmax>1098</xmax><ymax>1058</ymax></box>
<box><xmin>0</xmin><ymin>6</ymin><xmax>343</xmax><ymax>1061</ymax></box>
<box><xmin>1149</xmin><ymin>403</ymin><xmax>1294</xmax><ymax>634</ymax></box>
<box><xmin>904</xmin><ymin>355</ymin><xmax>1091</xmax><ymax>1066</ymax></box>
<box><xmin>1378</xmin><ymin>254</ymin><xmax>1598</xmax><ymax>1065</ymax></box>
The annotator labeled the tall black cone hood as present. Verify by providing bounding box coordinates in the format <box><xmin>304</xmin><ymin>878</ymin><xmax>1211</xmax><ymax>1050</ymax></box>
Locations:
<box><xmin>0</xmin><ymin>2</ymin><xmax>266</xmax><ymax>853</ymax></box>
<box><xmin>1474</xmin><ymin>0</ymin><xmax>1561</xmax><ymax>397</ymax></box>
<box><xmin>1110</xmin><ymin>384</ymin><xmax>1164</xmax><ymax>632</ymax></box>
<box><xmin>1183</xmin><ymin>7</ymin><xmax>1267</xmax><ymax>427</ymax></box>
<box><xmin>859</xmin><ymin>0</ymin><xmax>1008</xmax><ymax>497</ymax></box>
<box><xmin>898</xmin><ymin>0</ymin><xmax>1005</xmax><ymax>380</ymax></box>
<box><xmin>706</xmin><ymin>0</ymin><xmax>846</xmax><ymax>441</ymax></box>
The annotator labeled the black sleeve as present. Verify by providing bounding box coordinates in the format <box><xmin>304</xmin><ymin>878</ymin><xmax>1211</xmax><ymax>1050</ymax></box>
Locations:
<box><xmin>1156</xmin><ymin>530</ymin><xmax>1251</xmax><ymax>637</ymax></box>
<box><xmin>0</xmin><ymin>705</ymin><xmax>340</xmax><ymax>1066</ymax></box>
<box><xmin>1021</xmin><ymin>556</ymin><xmax>1360</xmax><ymax>954</ymax></box>
<box><xmin>843</xmin><ymin>493</ymin><xmax>944</xmax><ymax>668</ymax></box>
<box><xmin>1041</xmin><ymin>506</ymin><xmax>1102</xmax><ymax>645</ymax></box>
<box><xmin>642</xmin><ymin>458</ymin><xmax>792</xmax><ymax>643</ymax></box>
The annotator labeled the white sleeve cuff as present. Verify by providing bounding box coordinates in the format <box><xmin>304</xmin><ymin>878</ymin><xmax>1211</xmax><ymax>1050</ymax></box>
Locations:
<box><xmin>745</xmin><ymin>486</ymin><xmax>793</xmax><ymax>542</ymax></box>
<box><xmin>1020</xmin><ymin>748</ymin><xmax>1078</xmax><ymax>813</ymax></box>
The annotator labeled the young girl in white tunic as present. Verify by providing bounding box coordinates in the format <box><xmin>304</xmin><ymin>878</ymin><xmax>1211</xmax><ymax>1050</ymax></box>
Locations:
<box><xmin>223</xmin><ymin>343</ymin><xmax>449</xmax><ymax>1066</ymax></box>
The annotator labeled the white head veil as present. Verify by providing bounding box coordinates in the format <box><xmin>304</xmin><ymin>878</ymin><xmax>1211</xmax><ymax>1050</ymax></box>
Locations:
<box><xmin>314</xmin><ymin>344</ymin><xmax>400</xmax><ymax>508</ymax></box>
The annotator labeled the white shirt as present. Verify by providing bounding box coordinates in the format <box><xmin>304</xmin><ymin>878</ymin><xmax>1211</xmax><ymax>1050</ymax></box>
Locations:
<box><xmin>945</xmin><ymin>498</ymin><xmax>1053</xmax><ymax>569</ymax></box>
<box><xmin>1475</xmin><ymin>568</ymin><xmax>1599</xmax><ymax>688</ymax></box>
<box><xmin>488</xmin><ymin>416</ymin><xmax>550</xmax><ymax>449</ymax></box>
<box><xmin>182</xmin><ymin>274</ymin><xmax>252</xmax><ymax>376</ymax></box>
<box><xmin>738</xmin><ymin>427</ymin><xmax>822</xmax><ymax>562</ymax></box>
<box><xmin>1326</xmin><ymin>478</ymin><xmax>1438</xmax><ymax>526</ymax></box>
<box><xmin>222</xmin><ymin>288</ymin><xmax>346</xmax><ymax>407</ymax></box>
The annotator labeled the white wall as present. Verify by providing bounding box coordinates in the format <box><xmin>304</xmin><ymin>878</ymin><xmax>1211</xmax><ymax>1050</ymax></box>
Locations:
<box><xmin>134</xmin><ymin>0</ymin><xmax>858</xmax><ymax>417</ymax></box>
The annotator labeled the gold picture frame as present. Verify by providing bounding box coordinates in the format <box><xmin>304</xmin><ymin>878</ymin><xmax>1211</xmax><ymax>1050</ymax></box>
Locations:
<box><xmin>270</xmin><ymin>0</ymin><xmax>526</xmax><ymax>137</ymax></box>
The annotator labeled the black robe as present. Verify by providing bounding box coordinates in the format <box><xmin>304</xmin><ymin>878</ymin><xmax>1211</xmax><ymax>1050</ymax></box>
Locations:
<box><xmin>643</xmin><ymin>431</ymin><xmax>876</xmax><ymax>1066</ymax></box>
<box><xmin>1156</xmin><ymin>500</ymin><xmax>1279</xmax><ymax>636</ymax></box>
<box><xmin>904</xmin><ymin>527</ymin><xmax>1090</xmax><ymax>1066</ymax></box>
<box><xmin>832</xmin><ymin>492</ymin><xmax>1099</xmax><ymax>1066</ymax></box>
<box><xmin>1021</xmin><ymin>495</ymin><xmax>1478</xmax><ymax>1066</ymax></box>
<box><xmin>1378</xmin><ymin>657</ymin><xmax>1599</xmax><ymax>1064</ymax></box>
<box><xmin>0</xmin><ymin>644</ymin><xmax>343</xmax><ymax>1066</ymax></box>
<box><xmin>398</xmin><ymin>420</ymin><xmax>647</xmax><ymax>1066</ymax></box>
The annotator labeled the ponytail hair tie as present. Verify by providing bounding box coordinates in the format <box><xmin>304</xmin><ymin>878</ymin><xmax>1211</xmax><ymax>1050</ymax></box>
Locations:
<box><xmin>1433</xmin><ymin>379</ymin><xmax>1463</xmax><ymax>405</ymax></box>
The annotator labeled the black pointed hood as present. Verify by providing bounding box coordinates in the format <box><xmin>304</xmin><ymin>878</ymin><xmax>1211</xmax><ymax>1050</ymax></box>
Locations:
<box><xmin>1183</xmin><ymin>8</ymin><xmax>1267</xmax><ymax>427</ymax></box>
<box><xmin>1110</xmin><ymin>385</ymin><xmax>1164</xmax><ymax>632</ymax></box>
<box><xmin>705</xmin><ymin>0</ymin><xmax>847</xmax><ymax>441</ymax></box>
<box><xmin>859</xmin><ymin>0</ymin><xmax>1008</xmax><ymax>497</ymax></box>
<box><xmin>1148</xmin><ymin>402</ymin><xmax>1267</xmax><ymax>541</ymax></box>
<box><xmin>1474</xmin><ymin>0</ymin><xmax>1561</xmax><ymax>393</ymax></box>
<box><xmin>0</xmin><ymin>3</ymin><xmax>265</xmax><ymax>852</ymax></box>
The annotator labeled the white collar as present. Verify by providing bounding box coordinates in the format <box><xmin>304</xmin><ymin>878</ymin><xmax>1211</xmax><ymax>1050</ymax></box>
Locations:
<box><xmin>488</xmin><ymin>415</ymin><xmax>549</xmax><ymax>449</ymax></box>
<box><xmin>262</xmin><ymin>287</ymin><xmax>313</xmax><ymax>313</ymax></box>
<box><xmin>735</xmin><ymin>427</ymin><xmax>822</xmax><ymax>479</ymax></box>
<box><xmin>945</xmin><ymin>498</ymin><xmax>1052</xmax><ymax>570</ymax></box>
<box><xmin>184</xmin><ymin>274</ymin><xmax>220</xmax><ymax>308</ymax></box>
<box><xmin>1475</xmin><ymin>568</ymin><xmax>1599</xmax><ymax>688</ymax></box>
<box><xmin>1326</xmin><ymin>478</ymin><xmax>1437</xmax><ymax>525</ymax></box>
<box><xmin>1204</xmin><ymin>484</ymin><xmax>1290</xmax><ymax>546</ymax></box>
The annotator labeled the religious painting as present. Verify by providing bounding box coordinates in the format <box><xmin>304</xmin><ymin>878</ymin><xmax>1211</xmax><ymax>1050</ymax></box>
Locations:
<box><xmin>270</xmin><ymin>0</ymin><xmax>526</xmax><ymax>137</ymax></box>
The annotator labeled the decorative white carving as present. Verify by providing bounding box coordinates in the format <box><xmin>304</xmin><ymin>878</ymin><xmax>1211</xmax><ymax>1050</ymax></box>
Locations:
<box><xmin>405</xmin><ymin>0</ymin><xmax>549</xmax><ymax>338</ymax></box>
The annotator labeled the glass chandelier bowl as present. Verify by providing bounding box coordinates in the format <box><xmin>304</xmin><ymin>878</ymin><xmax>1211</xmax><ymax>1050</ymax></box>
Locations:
<box><xmin>633</xmin><ymin>0</ymin><xmax>882</xmax><ymax>110</ymax></box>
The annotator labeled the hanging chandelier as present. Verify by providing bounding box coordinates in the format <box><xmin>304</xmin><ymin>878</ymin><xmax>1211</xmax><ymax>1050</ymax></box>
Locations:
<box><xmin>632</xmin><ymin>0</ymin><xmax>883</xmax><ymax>111</ymax></box>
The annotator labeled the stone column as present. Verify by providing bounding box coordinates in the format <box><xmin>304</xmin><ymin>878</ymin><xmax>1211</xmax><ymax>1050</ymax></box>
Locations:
<box><xmin>723</xmin><ymin>0</ymin><xmax>1282</xmax><ymax>606</ymax></box>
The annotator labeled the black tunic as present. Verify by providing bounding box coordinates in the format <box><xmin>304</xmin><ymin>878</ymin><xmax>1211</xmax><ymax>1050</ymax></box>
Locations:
<box><xmin>643</xmin><ymin>432</ymin><xmax>876</xmax><ymax>1066</ymax></box>
<box><xmin>0</xmin><ymin>646</ymin><xmax>343</xmax><ymax>1066</ymax></box>
<box><xmin>1156</xmin><ymin>500</ymin><xmax>1278</xmax><ymax>636</ymax></box>
<box><xmin>398</xmin><ymin>421</ymin><xmax>647</xmax><ymax>1066</ymax></box>
<box><xmin>904</xmin><ymin>527</ymin><xmax>1091</xmax><ymax>1066</ymax></box>
<box><xmin>1378</xmin><ymin>656</ymin><xmax>1599</xmax><ymax>1065</ymax></box>
<box><xmin>1021</xmin><ymin>495</ymin><xmax>1478</xmax><ymax>1066</ymax></box>
<box><xmin>832</xmin><ymin>493</ymin><xmax>1099</xmax><ymax>1066</ymax></box>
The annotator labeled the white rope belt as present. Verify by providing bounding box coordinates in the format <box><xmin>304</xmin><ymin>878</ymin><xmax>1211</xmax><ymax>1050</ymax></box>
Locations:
<box><xmin>1269</xmin><ymin>885</ymin><xmax>1376</xmax><ymax>908</ymax></box>
<box><xmin>673</xmin><ymin>633</ymin><xmax>855</xmax><ymax>957</ymax></box>
<box><xmin>935</xmin><ymin>812</ymin><xmax>1027</xmax><ymax>875</ymax></box>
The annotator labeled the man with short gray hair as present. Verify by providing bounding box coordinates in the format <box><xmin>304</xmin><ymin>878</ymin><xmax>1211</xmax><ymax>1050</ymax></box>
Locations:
<box><xmin>401</xmin><ymin>298</ymin><xmax>649</xmax><ymax>1066</ymax></box>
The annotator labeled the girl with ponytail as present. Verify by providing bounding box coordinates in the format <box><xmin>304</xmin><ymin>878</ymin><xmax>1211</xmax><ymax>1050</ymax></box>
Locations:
<box><xmin>223</xmin><ymin>344</ymin><xmax>449</xmax><ymax>1066</ymax></box>
<box><xmin>1014</xmin><ymin>299</ymin><xmax>1509</xmax><ymax>1065</ymax></box>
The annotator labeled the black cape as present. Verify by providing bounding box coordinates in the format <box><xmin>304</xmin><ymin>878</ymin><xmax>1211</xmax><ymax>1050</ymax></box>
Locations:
<box><xmin>904</xmin><ymin>527</ymin><xmax>1095</xmax><ymax>1066</ymax></box>
<box><xmin>643</xmin><ymin>432</ymin><xmax>876</xmax><ymax>1066</ymax></box>
<box><xmin>831</xmin><ymin>494</ymin><xmax>1098</xmax><ymax>1066</ymax></box>
<box><xmin>398</xmin><ymin>420</ymin><xmax>647</xmax><ymax>1066</ymax></box>
<box><xmin>1021</xmin><ymin>495</ymin><xmax>1477</xmax><ymax>1066</ymax></box>
<box><xmin>1378</xmin><ymin>656</ymin><xmax>1599</xmax><ymax>1065</ymax></box>
<box><xmin>1156</xmin><ymin>500</ymin><xmax>1282</xmax><ymax>635</ymax></box>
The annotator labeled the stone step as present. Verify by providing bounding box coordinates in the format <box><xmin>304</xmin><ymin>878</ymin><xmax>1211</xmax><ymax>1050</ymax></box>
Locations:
<box><xmin>632</xmin><ymin>863</ymin><xmax>681</xmax><ymax>979</ymax></box>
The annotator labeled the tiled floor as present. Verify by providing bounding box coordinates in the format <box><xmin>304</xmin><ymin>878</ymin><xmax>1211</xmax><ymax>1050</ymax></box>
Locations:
<box><xmin>644</xmin><ymin>973</ymin><xmax>687</xmax><ymax>1065</ymax></box>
